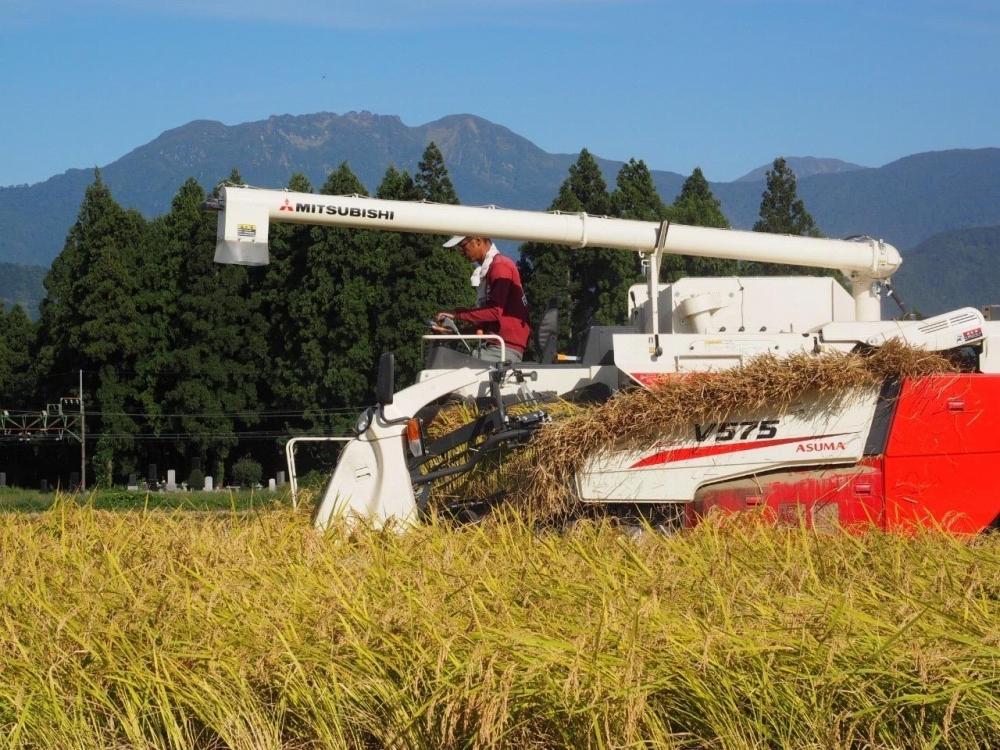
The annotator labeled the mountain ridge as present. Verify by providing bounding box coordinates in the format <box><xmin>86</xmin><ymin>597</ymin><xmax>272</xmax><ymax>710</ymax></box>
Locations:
<box><xmin>734</xmin><ymin>156</ymin><xmax>867</xmax><ymax>183</ymax></box>
<box><xmin>1</xmin><ymin>112</ymin><xmax>999</xmax><ymax>269</ymax></box>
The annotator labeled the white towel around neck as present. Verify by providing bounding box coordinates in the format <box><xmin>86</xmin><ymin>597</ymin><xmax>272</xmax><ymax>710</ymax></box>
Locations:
<box><xmin>470</xmin><ymin>244</ymin><xmax>500</xmax><ymax>305</ymax></box>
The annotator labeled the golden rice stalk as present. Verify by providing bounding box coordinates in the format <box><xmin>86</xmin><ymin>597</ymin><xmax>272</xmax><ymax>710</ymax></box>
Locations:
<box><xmin>1</xmin><ymin>504</ymin><xmax>996</xmax><ymax>748</ymax></box>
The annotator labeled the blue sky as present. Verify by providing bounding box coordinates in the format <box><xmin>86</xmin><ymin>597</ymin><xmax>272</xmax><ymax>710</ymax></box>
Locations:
<box><xmin>2</xmin><ymin>0</ymin><xmax>998</xmax><ymax>187</ymax></box>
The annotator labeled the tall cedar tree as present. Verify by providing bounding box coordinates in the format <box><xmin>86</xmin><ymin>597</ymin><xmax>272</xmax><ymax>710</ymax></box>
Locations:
<box><xmin>34</xmin><ymin>171</ymin><xmax>146</xmax><ymax>485</ymax></box>
<box><xmin>668</xmin><ymin>167</ymin><xmax>739</xmax><ymax>277</ymax></box>
<box><xmin>564</xmin><ymin>151</ymin><xmax>636</xmax><ymax>335</ymax></box>
<box><xmin>519</xmin><ymin>149</ymin><xmax>619</xmax><ymax>351</ymax></box>
<box><xmin>416</xmin><ymin>142</ymin><xmax>459</xmax><ymax>204</ymax></box>
<box><xmin>0</xmin><ymin>304</ymin><xmax>38</xmax><ymax>485</ymax></box>
<box><xmin>259</xmin><ymin>173</ymin><xmax>319</xmax><ymax>429</ymax></box>
<box><xmin>374</xmin><ymin>166</ymin><xmax>424</xmax><ymax>382</ymax></box>
<box><xmin>376</xmin><ymin>146</ymin><xmax>472</xmax><ymax>384</ymax></box>
<box><xmin>748</xmin><ymin>157</ymin><xmax>822</xmax><ymax>275</ymax></box>
<box><xmin>282</xmin><ymin>165</ymin><xmax>388</xmax><ymax>432</ymax></box>
<box><xmin>136</xmin><ymin>179</ymin><xmax>196</xmax><ymax>475</ymax></box>
<box><xmin>160</xmin><ymin>170</ymin><xmax>267</xmax><ymax>484</ymax></box>
<box><xmin>609</xmin><ymin>158</ymin><xmax>666</xmax><ymax>286</ymax></box>
<box><xmin>517</xmin><ymin>182</ymin><xmax>578</xmax><ymax>352</ymax></box>
<box><xmin>611</xmin><ymin>158</ymin><xmax>667</xmax><ymax>221</ymax></box>
<box><xmin>314</xmin><ymin>164</ymin><xmax>386</xmax><ymax>426</ymax></box>
<box><xmin>0</xmin><ymin>304</ymin><xmax>35</xmax><ymax>406</ymax></box>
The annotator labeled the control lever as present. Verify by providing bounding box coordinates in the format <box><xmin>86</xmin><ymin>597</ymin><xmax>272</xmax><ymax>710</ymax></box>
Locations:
<box><xmin>427</xmin><ymin>317</ymin><xmax>472</xmax><ymax>352</ymax></box>
<box><xmin>489</xmin><ymin>369</ymin><xmax>508</xmax><ymax>431</ymax></box>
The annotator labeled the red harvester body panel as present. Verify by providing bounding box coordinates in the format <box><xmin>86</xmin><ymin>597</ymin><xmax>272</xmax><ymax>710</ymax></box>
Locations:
<box><xmin>688</xmin><ymin>374</ymin><xmax>1000</xmax><ymax>534</ymax></box>
<box><xmin>883</xmin><ymin>374</ymin><xmax>1000</xmax><ymax>533</ymax></box>
<box><xmin>687</xmin><ymin>465</ymin><xmax>884</xmax><ymax>531</ymax></box>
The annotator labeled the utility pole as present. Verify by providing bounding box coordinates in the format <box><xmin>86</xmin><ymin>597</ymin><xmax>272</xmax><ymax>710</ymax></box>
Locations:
<box><xmin>79</xmin><ymin>369</ymin><xmax>86</xmax><ymax>491</ymax></box>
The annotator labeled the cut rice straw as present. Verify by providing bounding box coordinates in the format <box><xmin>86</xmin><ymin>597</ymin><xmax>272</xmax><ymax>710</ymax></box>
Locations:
<box><xmin>509</xmin><ymin>341</ymin><xmax>959</xmax><ymax>518</ymax></box>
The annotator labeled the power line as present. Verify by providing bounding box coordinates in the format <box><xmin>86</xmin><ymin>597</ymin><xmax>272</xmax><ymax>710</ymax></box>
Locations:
<box><xmin>0</xmin><ymin>406</ymin><xmax>366</xmax><ymax>418</ymax></box>
<box><xmin>83</xmin><ymin>407</ymin><xmax>365</xmax><ymax>418</ymax></box>
<box><xmin>85</xmin><ymin>432</ymin><xmax>351</xmax><ymax>438</ymax></box>
<box><xmin>0</xmin><ymin>431</ymin><xmax>353</xmax><ymax>443</ymax></box>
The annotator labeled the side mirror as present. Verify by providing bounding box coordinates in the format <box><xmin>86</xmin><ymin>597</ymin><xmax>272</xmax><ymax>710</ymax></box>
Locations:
<box><xmin>376</xmin><ymin>352</ymin><xmax>395</xmax><ymax>405</ymax></box>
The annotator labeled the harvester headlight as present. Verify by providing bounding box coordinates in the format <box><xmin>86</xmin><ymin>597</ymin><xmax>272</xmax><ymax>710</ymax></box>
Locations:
<box><xmin>355</xmin><ymin>407</ymin><xmax>374</xmax><ymax>435</ymax></box>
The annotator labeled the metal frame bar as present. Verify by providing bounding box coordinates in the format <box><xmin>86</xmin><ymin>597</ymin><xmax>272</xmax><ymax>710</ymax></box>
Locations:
<box><xmin>284</xmin><ymin>436</ymin><xmax>353</xmax><ymax>508</ymax></box>
<box><xmin>421</xmin><ymin>333</ymin><xmax>506</xmax><ymax>361</ymax></box>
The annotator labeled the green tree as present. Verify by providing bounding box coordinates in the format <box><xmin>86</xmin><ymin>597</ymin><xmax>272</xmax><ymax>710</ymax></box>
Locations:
<box><xmin>610</xmin><ymin>156</ymin><xmax>667</xmax><ymax>248</ymax></box>
<box><xmin>519</xmin><ymin>149</ymin><xmax>620</xmax><ymax>351</ymax></box>
<box><xmin>315</xmin><ymin>164</ymin><xmax>385</xmax><ymax>420</ymax></box>
<box><xmin>136</xmin><ymin>178</ymin><xmax>199</xmax><ymax>465</ymax></box>
<box><xmin>377</xmin><ymin>165</ymin><xmax>419</xmax><ymax>202</ymax></box>
<box><xmin>753</xmin><ymin>157</ymin><xmax>820</xmax><ymax>236</ymax></box>
<box><xmin>0</xmin><ymin>304</ymin><xmax>36</xmax><ymax>406</ymax></box>
<box><xmin>669</xmin><ymin>167</ymin><xmax>739</xmax><ymax>278</ymax></box>
<box><xmin>34</xmin><ymin>171</ymin><xmax>147</xmax><ymax>485</ymax></box>
<box><xmin>415</xmin><ymin>142</ymin><xmax>459</xmax><ymax>204</ymax></box>
<box><xmin>611</xmin><ymin>158</ymin><xmax>666</xmax><ymax>222</ymax></box>
<box><xmin>672</xmin><ymin>167</ymin><xmax>728</xmax><ymax>227</ymax></box>
<box><xmin>160</xmin><ymin>169</ymin><xmax>267</xmax><ymax>484</ymax></box>
<box><xmin>0</xmin><ymin>304</ymin><xmax>38</xmax><ymax>487</ymax></box>
<box><xmin>259</xmin><ymin>173</ymin><xmax>318</xmax><ymax>427</ymax></box>
<box><xmin>230</xmin><ymin>455</ymin><xmax>262</xmax><ymax>487</ymax></box>
<box><xmin>373</xmin><ymin>166</ymin><xmax>424</xmax><ymax>382</ymax></box>
<box><xmin>275</xmin><ymin>164</ymin><xmax>387</xmax><ymax>430</ymax></box>
<box><xmin>375</xmin><ymin>151</ymin><xmax>472</xmax><ymax>384</ymax></box>
<box><xmin>747</xmin><ymin>157</ymin><xmax>823</xmax><ymax>276</ymax></box>
<box><xmin>517</xmin><ymin>184</ymin><xmax>579</xmax><ymax>351</ymax></box>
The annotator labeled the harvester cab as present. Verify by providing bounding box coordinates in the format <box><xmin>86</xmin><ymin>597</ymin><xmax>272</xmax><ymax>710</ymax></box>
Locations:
<box><xmin>208</xmin><ymin>186</ymin><xmax>1000</xmax><ymax>534</ymax></box>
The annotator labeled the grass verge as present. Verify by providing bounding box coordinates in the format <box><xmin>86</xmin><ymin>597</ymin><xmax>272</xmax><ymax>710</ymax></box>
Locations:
<box><xmin>0</xmin><ymin>486</ymin><xmax>290</xmax><ymax>513</ymax></box>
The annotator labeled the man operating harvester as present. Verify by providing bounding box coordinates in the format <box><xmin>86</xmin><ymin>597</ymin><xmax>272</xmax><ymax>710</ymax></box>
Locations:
<box><xmin>433</xmin><ymin>235</ymin><xmax>531</xmax><ymax>362</ymax></box>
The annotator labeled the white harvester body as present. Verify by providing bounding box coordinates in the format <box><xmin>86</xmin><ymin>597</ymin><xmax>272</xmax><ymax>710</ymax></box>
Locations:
<box><xmin>208</xmin><ymin>185</ymin><xmax>1000</xmax><ymax>532</ymax></box>
<box><xmin>576</xmin><ymin>390</ymin><xmax>880</xmax><ymax>504</ymax></box>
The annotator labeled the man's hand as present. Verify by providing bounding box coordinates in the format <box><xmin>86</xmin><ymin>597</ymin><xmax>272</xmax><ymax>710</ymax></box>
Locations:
<box><xmin>431</xmin><ymin>312</ymin><xmax>454</xmax><ymax>334</ymax></box>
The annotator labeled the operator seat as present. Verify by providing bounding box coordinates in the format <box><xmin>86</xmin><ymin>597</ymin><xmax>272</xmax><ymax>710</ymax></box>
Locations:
<box><xmin>536</xmin><ymin>298</ymin><xmax>560</xmax><ymax>364</ymax></box>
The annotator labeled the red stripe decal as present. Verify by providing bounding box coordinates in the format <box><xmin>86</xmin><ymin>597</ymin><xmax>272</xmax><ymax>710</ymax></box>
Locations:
<box><xmin>630</xmin><ymin>372</ymin><xmax>678</xmax><ymax>388</ymax></box>
<box><xmin>630</xmin><ymin>433</ymin><xmax>851</xmax><ymax>468</ymax></box>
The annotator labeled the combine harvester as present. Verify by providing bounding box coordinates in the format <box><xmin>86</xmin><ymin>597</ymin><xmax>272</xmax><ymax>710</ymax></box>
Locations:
<box><xmin>209</xmin><ymin>186</ymin><xmax>1000</xmax><ymax>534</ymax></box>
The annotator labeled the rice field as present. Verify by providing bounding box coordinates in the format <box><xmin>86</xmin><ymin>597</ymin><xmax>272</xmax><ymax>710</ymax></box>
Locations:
<box><xmin>1</xmin><ymin>498</ymin><xmax>997</xmax><ymax>749</ymax></box>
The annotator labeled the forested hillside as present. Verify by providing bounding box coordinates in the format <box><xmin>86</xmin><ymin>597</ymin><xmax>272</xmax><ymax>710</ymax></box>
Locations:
<box><xmin>890</xmin><ymin>226</ymin><xmax>1000</xmax><ymax>316</ymax></box>
<box><xmin>0</xmin><ymin>263</ymin><xmax>45</xmax><ymax>317</ymax></box>
<box><xmin>711</xmin><ymin>148</ymin><xmax>1000</xmax><ymax>247</ymax></box>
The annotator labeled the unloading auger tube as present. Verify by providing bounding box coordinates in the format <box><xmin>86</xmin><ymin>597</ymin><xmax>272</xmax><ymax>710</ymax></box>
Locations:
<box><xmin>208</xmin><ymin>185</ymin><xmax>901</xmax><ymax>321</ymax></box>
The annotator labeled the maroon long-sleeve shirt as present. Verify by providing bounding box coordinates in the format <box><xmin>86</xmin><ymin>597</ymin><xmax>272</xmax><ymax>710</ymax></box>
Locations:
<box><xmin>452</xmin><ymin>253</ymin><xmax>531</xmax><ymax>354</ymax></box>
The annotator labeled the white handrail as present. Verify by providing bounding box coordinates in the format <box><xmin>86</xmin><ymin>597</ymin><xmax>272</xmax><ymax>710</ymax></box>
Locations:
<box><xmin>284</xmin><ymin>436</ymin><xmax>354</xmax><ymax>508</ymax></box>
<box><xmin>421</xmin><ymin>333</ymin><xmax>506</xmax><ymax>361</ymax></box>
